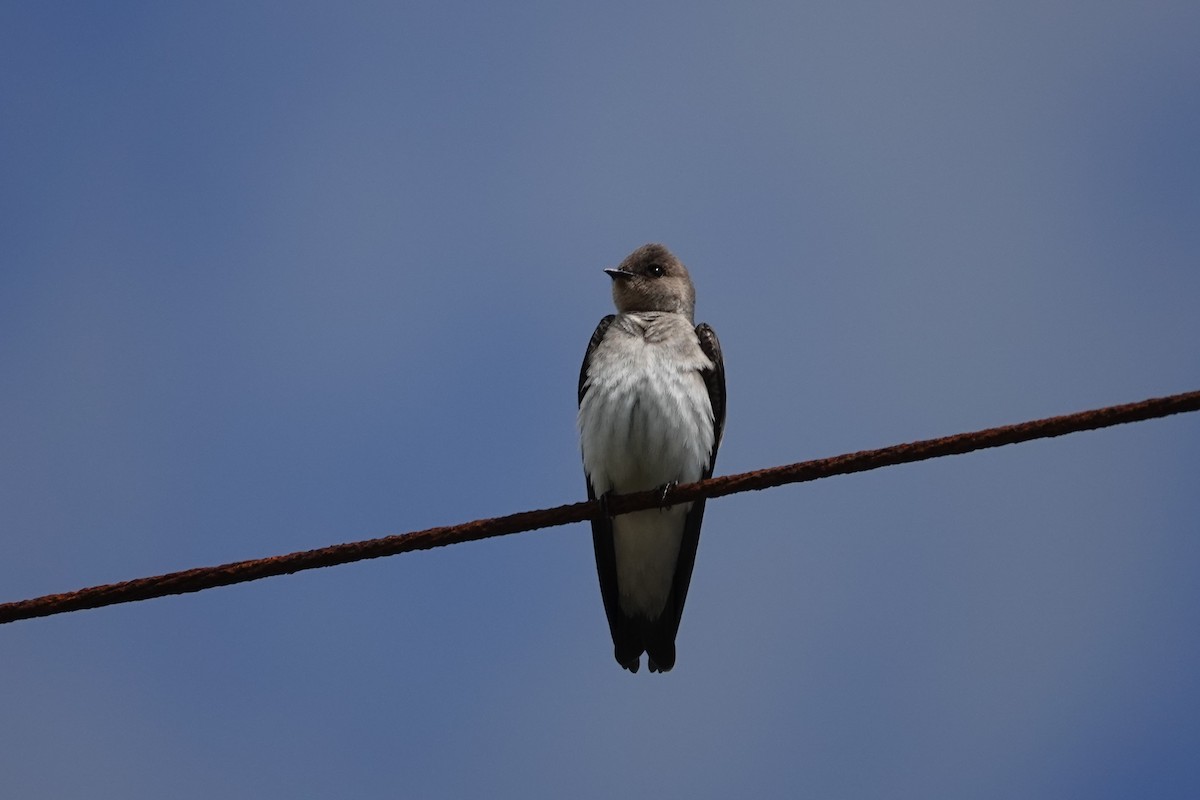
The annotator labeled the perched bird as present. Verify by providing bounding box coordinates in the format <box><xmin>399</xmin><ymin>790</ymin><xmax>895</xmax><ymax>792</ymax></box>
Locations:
<box><xmin>577</xmin><ymin>243</ymin><xmax>726</xmax><ymax>673</ymax></box>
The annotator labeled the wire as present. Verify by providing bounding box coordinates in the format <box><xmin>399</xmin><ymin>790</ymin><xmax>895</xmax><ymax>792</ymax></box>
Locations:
<box><xmin>1</xmin><ymin>389</ymin><xmax>1197</xmax><ymax>626</ymax></box>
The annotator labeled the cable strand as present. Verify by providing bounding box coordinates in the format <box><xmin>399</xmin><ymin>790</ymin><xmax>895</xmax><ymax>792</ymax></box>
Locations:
<box><xmin>1</xmin><ymin>388</ymin><xmax>1196</xmax><ymax>626</ymax></box>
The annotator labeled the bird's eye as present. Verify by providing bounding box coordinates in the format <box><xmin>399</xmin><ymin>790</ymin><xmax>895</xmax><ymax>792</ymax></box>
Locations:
<box><xmin>647</xmin><ymin>264</ymin><xmax>664</xmax><ymax>277</ymax></box>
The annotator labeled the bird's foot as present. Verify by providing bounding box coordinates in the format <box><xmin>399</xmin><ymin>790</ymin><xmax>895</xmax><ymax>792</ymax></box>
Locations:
<box><xmin>657</xmin><ymin>481</ymin><xmax>678</xmax><ymax>508</ymax></box>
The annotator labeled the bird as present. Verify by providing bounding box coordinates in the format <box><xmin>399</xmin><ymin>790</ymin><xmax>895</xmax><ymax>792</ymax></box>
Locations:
<box><xmin>577</xmin><ymin>243</ymin><xmax>726</xmax><ymax>673</ymax></box>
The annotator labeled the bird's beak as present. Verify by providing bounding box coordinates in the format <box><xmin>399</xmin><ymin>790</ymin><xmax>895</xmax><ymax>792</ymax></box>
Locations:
<box><xmin>604</xmin><ymin>268</ymin><xmax>635</xmax><ymax>280</ymax></box>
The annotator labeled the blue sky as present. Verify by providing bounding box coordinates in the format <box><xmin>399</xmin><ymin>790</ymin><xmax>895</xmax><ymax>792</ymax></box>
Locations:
<box><xmin>2</xmin><ymin>2</ymin><xmax>1198</xmax><ymax>797</ymax></box>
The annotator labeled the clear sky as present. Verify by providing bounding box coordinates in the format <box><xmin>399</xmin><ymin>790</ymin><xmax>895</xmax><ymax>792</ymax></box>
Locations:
<box><xmin>2</xmin><ymin>3</ymin><xmax>1198</xmax><ymax>798</ymax></box>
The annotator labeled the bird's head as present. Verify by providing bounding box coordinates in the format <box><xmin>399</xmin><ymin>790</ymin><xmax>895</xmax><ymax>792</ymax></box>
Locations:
<box><xmin>605</xmin><ymin>243</ymin><xmax>696</xmax><ymax>321</ymax></box>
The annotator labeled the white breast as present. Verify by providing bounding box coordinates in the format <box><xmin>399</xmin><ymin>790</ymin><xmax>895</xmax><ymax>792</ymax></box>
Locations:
<box><xmin>579</xmin><ymin>315</ymin><xmax>715</xmax><ymax>495</ymax></box>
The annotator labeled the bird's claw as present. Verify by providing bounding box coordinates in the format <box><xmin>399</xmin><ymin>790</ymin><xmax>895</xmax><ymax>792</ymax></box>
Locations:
<box><xmin>598</xmin><ymin>491</ymin><xmax>615</xmax><ymax>519</ymax></box>
<box><xmin>658</xmin><ymin>481</ymin><xmax>678</xmax><ymax>507</ymax></box>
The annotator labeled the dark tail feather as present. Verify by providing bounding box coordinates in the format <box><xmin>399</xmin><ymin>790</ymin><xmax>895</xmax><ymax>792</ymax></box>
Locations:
<box><xmin>610</xmin><ymin>616</ymin><xmax>678</xmax><ymax>673</ymax></box>
<box><xmin>612</xmin><ymin>616</ymin><xmax>677</xmax><ymax>673</ymax></box>
<box><xmin>645</xmin><ymin>638</ymin><xmax>676</xmax><ymax>673</ymax></box>
<box><xmin>641</xmin><ymin>614</ymin><xmax>677</xmax><ymax>673</ymax></box>
<box><xmin>613</xmin><ymin>621</ymin><xmax>643</xmax><ymax>673</ymax></box>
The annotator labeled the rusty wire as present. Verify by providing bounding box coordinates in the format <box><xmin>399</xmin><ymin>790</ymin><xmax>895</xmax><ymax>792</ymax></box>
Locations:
<box><xmin>1</xmin><ymin>388</ymin><xmax>1197</xmax><ymax>626</ymax></box>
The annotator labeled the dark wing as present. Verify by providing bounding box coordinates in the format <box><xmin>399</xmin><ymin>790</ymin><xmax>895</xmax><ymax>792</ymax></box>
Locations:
<box><xmin>579</xmin><ymin>316</ymin><xmax>642</xmax><ymax>671</ymax></box>
<box><xmin>644</xmin><ymin>322</ymin><xmax>727</xmax><ymax>673</ymax></box>
<box><xmin>578</xmin><ymin>315</ymin><xmax>615</xmax><ymax>404</ymax></box>
<box><xmin>694</xmin><ymin>323</ymin><xmax>726</xmax><ymax>473</ymax></box>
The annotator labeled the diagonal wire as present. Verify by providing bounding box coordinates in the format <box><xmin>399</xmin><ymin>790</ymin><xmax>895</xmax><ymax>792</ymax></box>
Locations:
<box><xmin>1</xmin><ymin>389</ymin><xmax>1197</xmax><ymax>626</ymax></box>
